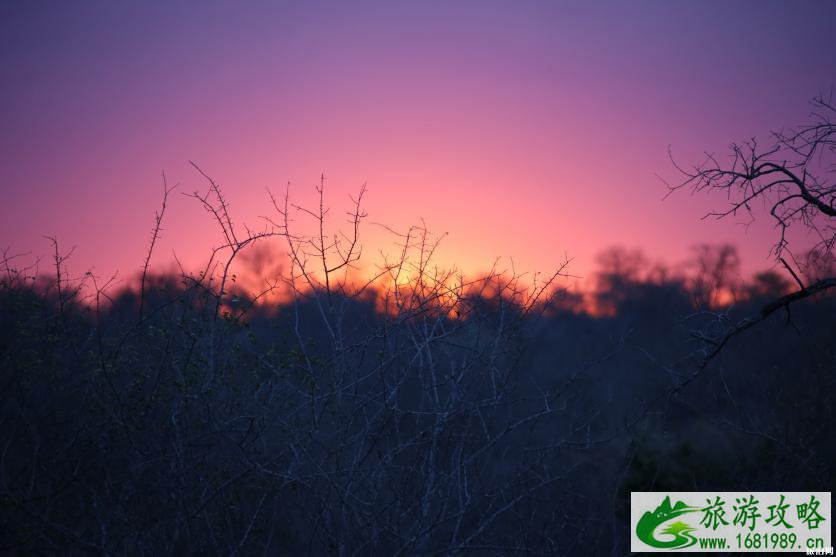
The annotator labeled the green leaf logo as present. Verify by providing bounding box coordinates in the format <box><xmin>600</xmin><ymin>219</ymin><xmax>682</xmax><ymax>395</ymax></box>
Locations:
<box><xmin>636</xmin><ymin>496</ymin><xmax>700</xmax><ymax>549</ymax></box>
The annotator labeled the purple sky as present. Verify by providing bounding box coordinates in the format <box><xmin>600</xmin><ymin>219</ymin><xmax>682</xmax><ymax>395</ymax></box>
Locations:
<box><xmin>2</xmin><ymin>1</ymin><xmax>835</xmax><ymax>286</ymax></box>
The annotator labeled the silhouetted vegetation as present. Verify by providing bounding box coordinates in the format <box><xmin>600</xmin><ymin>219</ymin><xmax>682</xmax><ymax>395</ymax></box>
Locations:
<box><xmin>667</xmin><ymin>93</ymin><xmax>836</xmax><ymax>367</ymax></box>
<box><xmin>1</xmin><ymin>202</ymin><xmax>833</xmax><ymax>554</ymax></box>
<box><xmin>3</xmin><ymin>95</ymin><xmax>835</xmax><ymax>554</ymax></box>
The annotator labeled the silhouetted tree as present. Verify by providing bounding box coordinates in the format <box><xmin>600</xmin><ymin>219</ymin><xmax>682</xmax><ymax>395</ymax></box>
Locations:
<box><xmin>687</xmin><ymin>243</ymin><xmax>741</xmax><ymax>308</ymax></box>
<box><xmin>668</xmin><ymin>93</ymin><xmax>836</xmax><ymax>363</ymax></box>
<box><xmin>594</xmin><ymin>246</ymin><xmax>647</xmax><ymax>314</ymax></box>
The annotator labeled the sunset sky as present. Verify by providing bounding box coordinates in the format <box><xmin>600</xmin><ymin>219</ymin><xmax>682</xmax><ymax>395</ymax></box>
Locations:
<box><xmin>2</xmin><ymin>1</ymin><xmax>835</xmax><ymax>288</ymax></box>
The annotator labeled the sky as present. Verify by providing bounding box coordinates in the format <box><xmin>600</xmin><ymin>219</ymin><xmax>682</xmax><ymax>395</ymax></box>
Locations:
<box><xmin>2</xmin><ymin>1</ymin><xmax>835</xmax><ymax>289</ymax></box>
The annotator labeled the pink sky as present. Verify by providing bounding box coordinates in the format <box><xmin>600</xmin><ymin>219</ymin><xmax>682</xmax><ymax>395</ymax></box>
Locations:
<box><xmin>2</xmin><ymin>2</ymin><xmax>834</xmax><ymax>289</ymax></box>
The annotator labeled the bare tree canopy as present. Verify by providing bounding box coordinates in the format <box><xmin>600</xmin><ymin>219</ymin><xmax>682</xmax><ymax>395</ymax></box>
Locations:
<box><xmin>667</xmin><ymin>93</ymin><xmax>836</xmax><ymax>365</ymax></box>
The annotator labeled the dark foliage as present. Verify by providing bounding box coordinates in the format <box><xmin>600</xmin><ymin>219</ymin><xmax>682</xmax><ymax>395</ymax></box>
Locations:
<box><xmin>1</xmin><ymin>249</ymin><xmax>833</xmax><ymax>555</ymax></box>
